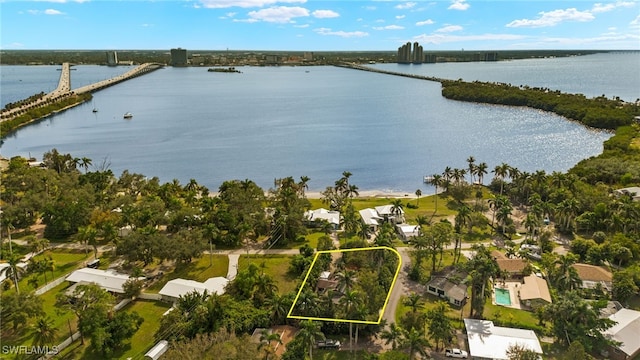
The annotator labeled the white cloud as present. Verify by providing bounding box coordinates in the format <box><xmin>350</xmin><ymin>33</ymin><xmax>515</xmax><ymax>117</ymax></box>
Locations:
<box><xmin>436</xmin><ymin>25</ymin><xmax>462</xmax><ymax>32</ymax></box>
<box><xmin>314</xmin><ymin>27</ymin><xmax>369</xmax><ymax>38</ymax></box>
<box><xmin>312</xmin><ymin>9</ymin><xmax>339</xmax><ymax>18</ymax></box>
<box><xmin>373</xmin><ymin>25</ymin><xmax>405</xmax><ymax>30</ymax></box>
<box><xmin>294</xmin><ymin>24</ymin><xmax>309</xmax><ymax>28</ymax></box>
<box><xmin>448</xmin><ymin>0</ymin><xmax>469</xmax><ymax>11</ymax></box>
<box><xmin>506</xmin><ymin>8</ymin><xmax>594</xmax><ymax>28</ymax></box>
<box><xmin>414</xmin><ymin>33</ymin><xmax>525</xmax><ymax>44</ymax></box>
<box><xmin>364</xmin><ymin>6</ymin><xmax>376</xmax><ymax>11</ymax></box>
<box><xmin>591</xmin><ymin>1</ymin><xmax>635</xmax><ymax>13</ymax></box>
<box><xmin>226</xmin><ymin>12</ymin><xmax>237</xmax><ymax>17</ymax></box>
<box><xmin>416</xmin><ymin>19</ymin><xmax>434</xmax><ymax>26</ymax></box>
<box><xmin>248</xmin><ymin>6</ymin><xmax>309</xmax><ymax>23</ymax></box>
<box><xmin>28</xmin><ymin>8</ymin><xmax>65</xmax><ymax>15</ymax></box>
<box><xmin>396</xmin><ymin>15</ymin><xmax>405</xmax><ymax>19</ymax></box>
<box><xmin>395</xmin><ymin>2</ymin><xmax>416</xmax><ymax>10</ymax></box>
<box><xmin>630</xmin><ymin>14</ymin><xmax>640</xmax><ymax>27</ymax></box>
<box><xmin>199</xmin><ymin>0</ymin><xmax>306</xmax><ymax>9</ymax></box>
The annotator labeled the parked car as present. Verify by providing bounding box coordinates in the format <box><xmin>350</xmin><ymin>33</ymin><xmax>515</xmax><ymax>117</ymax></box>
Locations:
<box><xmin>316</xmin><ymin>339</ymin><xmax>341</xmax><ymax>349</ymax></box>
<box><xmin>445</xmin><ymin>348</ymin><xmax>468</xmax><ymax>358</ymax></box>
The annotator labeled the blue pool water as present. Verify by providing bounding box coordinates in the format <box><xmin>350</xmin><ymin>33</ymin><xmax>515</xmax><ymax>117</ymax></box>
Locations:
<box><xmin>495</xmin><ymin>287</ymin><xmax>512</xmax><ymax>306</ymax></box>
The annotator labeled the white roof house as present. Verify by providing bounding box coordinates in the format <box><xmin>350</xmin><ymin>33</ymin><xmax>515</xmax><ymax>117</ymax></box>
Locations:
<box><xmin>604</xmin><ymin>308</ymin><xmax>640</xmax><ymax>359</ymax></box>
<box><xmin>145</xmin><ymin>340</ymin><xmax>168</xmax><ymax>360</ymax></box>
<box><xmin>359</xmin><ymin>208</ymin><xmax>382</xmax><ymax>227</ymax></box>
<box><xmin>464</xmin><ymin>318</ymin><xmax>543</xmax><ymax>360</ymax></box>
<box><xmin>396</xmin><ymin>224</ymin><xmax>420</xmax><ymax>242</ymax></box>
<box><xmin>66</xmin><ymin>268</ymin><xmax>140</xmax><ymax>294</ymax></box>
<box><xmin>305</xmin><ymin>208</ymin><xmax>341</xmax><ymax>228</ymax></box>
<box><xmin>375</xmin><ymin>205</ymin><xmax>405</xmax><ymax>224</ymax></box>
<box><xmin>614</xmin><ymin>187</ymin><xmax>640</xmax><ymax>201</ymax></box>
<box><xmin>159</xmin><ymin>277</ymin><xmax>228</xmax><ymax>302</ymax></box>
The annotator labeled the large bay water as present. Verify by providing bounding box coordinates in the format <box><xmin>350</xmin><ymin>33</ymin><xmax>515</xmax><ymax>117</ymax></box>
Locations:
<box><xmin>1</xmin><ymin>53</ymin><xmax>637</xmax><ymax>193</ymax></box>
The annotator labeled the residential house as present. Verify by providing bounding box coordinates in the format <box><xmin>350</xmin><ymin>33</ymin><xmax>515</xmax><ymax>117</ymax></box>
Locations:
<box><xmin>66</xmin><ymin>268</ymin><xmax>143</xmax><ymax>294</ymax></box>
<box><xmin>518</xmin><ymin>275</ymin><xmax>552</xmax><ymax>310</ymax></box>
<box><xmin>304</xmin><ymin>208</ymin><xmax>341</xmax><ymax>230</ymax></box>
<box><xmin>316</xmin><ymin>271</ymin><xmax>338</xmax><ymax>294</ymax></box>
<box><xmin>426</xmin><ymin>267</ymin><xmax>468</xmax><ymax>307</ymax></box>
<box><xmin>614</xmin><ymin>187</ymin><xmax>640</xmax><ymax>202</ymax></box>
<box><xmin>374</xmin><ymin>205</ymin><xmax>405</xmax><ymax>224</ymax></box>
<box><xmin>396</xmin><ymin>224</ymin><xmax>420</xmax><ymax>243</ymax></box>
<box><xmin>464</xmin><ymin>318</ymin><xmax>544</xmax><ymax>360</ymax></box>
<box><xmin>158</xmin><ymin>277</ymin><xmax>228</xmax><ymax>303</ymax></box>
<box><xmin>603</xmin><ymin>308</ymin><xmax>640</xmax><ymax>360</ymax></box>
<box><xmin>493</xmin><ymin>250</ymin><xmax>529</xmax><ymax>279</ymax></box>
<box><xmin>359</xmin><ymin>208</ymin><xmax>382</xmax><ymax>233</ymax></box>
<box><xmin>572</xmin><ymin>263</ymin><xmax>613</xmax><ymax>291</ymax></box>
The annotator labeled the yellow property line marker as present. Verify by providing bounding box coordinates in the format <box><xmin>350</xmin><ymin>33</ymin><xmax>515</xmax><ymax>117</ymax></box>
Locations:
<box><xmin>287</xmin><ymin>246</ymin><xmax>402</xmax><ymax>324</ymax></box>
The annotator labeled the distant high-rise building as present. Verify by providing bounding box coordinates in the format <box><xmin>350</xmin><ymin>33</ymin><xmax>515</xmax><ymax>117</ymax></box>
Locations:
<box><xmin>170</xmin><ymin>48</ymin><xmax>188</xmax><ymax>66</ymax></box>
<box><xmin>106</xmin><ymin>51</ymin><xmax>118</xmax><ymax>66</ymax></box>
<box><xmin>397</xmin><ymin>42</ymin><xmax>424</xmax><ymax>64</ymax></box>
<box><xmin>303</xmin><ymin>52</ymin><xmax>314</xmax><ymax>61</ymax></box>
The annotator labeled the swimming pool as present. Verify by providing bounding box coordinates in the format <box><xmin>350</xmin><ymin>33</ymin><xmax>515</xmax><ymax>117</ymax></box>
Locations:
<box><xmin>495</xmin><ymin>287</ymin><xmax>512</xmax><ymax>306</ymax></box>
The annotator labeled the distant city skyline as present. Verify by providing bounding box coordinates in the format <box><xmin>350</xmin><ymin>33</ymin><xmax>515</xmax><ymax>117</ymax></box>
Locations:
<box><xmin>1</xmin><ymin>0</ymin><xmax>639</xmax><ymax>51</ymax></box>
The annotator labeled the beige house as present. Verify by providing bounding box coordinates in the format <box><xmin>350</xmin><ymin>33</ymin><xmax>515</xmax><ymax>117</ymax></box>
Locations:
<box><xmin>572</xmin><ymin>263</ymin><xmax>612</xmax><ymax>291</ymax></box>
<box><xmin>518</xmin><ymin>275</ymin><xmax>552</xmax><ymax>310</ymax></box>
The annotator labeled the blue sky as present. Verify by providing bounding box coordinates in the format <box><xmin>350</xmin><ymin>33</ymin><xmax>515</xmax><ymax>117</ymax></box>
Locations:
<box><xmin>1</xmin><ymin>0</ymin><xmax>639</xmax><ymax>50</ymax></box>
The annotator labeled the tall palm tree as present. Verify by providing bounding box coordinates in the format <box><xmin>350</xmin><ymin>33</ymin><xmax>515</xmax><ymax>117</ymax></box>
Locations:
<box><xmin>428</xmin><ymin>174</ymin><xmax>443</xmax><ymax>217</ymax></box>
<box><xmin>390</xmin><ymin>199</ymin><xmax>404</xmax><ymax>223</ymax></box>
<box><xmin>476</xmin><ymin>162</ymin><xmax>488</xmax><ymax>185</ymax></box>
<box><xmin>1</xmin><ymin>253</ymin><xmax>25</xmax><ymax>294</ymax></box>
<box><xmin>265</xmin><ymin>293</ymin><xmax>291</xmax><ymax>325</ymax></box>
<box><xmin>492</xmin><ymin>162</ymin><xmax>511</xmax><ymax>196</ymax></box>
<box><xmin>415</xmin><ymin>189</ymin><xmax>422</xmax><ymax>206</ymax></box>
<box><xmin>297</xmin><ymin>320</ymin><xmax>325</xmax><ymax>360</ymax></box>
<box><xmin>340</xmin><ymin>290</ymin><xmax>362</xmax><ymax>353</ymax></box>
<box><xmin>75</xmin><ymin>225</ymin><xmax>98</xmax><ymax>257</ymax></box>
<box><xmin>335</xmin><ymin>269</ymin><xmax>357</xmax><ymax>294</ymax></box>
<box><xmin>466</xmin><ymin>156</ymin><xmax>476</xmax><ymax>184</ymax></box>
<box><xmin>403</xmin><ymin>293</ymin><xmax>422</xmax><ymax>314</ymax></box>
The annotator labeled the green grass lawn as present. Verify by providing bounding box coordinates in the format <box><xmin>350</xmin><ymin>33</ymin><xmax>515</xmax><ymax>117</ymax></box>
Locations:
<box><xmin>483</xmin><ymin>298</ymin><xmax>546</xmax><ymax>333</ymax></box>
<box><xmin>55</xmin><ymin>299</ymin><xmax>172</xmax><ymax>360</ymax></box>
<box><xmin>239</xmin><ymin>254</ymin><xmax>299</xmax><ymax>295</ymax></box>
<box><xmin>146</xmin><ymin>254</ymin><xmax>229</xmax><ymax>293</ymax></box>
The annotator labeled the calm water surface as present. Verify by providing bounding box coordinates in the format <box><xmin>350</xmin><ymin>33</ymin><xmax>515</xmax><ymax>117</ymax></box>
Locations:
<box><xmin>2</xmin><ymin>53</ymin><xmax>634</xmax><ymax>193</ymax></box>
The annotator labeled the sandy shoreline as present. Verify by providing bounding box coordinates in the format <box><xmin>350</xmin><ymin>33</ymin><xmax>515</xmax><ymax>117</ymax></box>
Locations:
<box><xmin>305</xmin><ymin>190</ymin><xmax>422</xmax><ymax>199</ymax></box>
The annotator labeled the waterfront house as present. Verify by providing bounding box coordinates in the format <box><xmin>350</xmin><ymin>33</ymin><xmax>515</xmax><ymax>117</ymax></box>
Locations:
<box><xmin>304</xmin><ymin>208</ymin><xmax>341</xmax><ymax>230</ymax></box>
<box><xmin>614</xmin><ymin>187</ymin><xmax>640</xmax><ymax>202</ymax></box>
<box><xmin>359</xmin><ymin>208</ymin><xmax>383</xmax><ymax>233</ymax></box>
<box><xmin>603</xmin><ymin>308</ymin><xmax>640</xmax><ymax>360</ymax></box>
<box><xmin>374</xmin><ymin>205</ymin><xmax>405</xmax><ymax>224</ymax></box>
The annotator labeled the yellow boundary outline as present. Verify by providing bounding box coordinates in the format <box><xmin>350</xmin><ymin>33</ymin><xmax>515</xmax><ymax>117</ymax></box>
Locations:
<box><xmin>286</xmin><ymin>246</ymin><xmax>402</xmax><ymax>324</ymax></box>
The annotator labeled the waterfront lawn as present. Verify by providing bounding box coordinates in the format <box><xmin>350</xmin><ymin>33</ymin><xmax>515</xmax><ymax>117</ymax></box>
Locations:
<box><xmin>483</xmin><ymin>299</ymin><xmax>545</xmax><ymax>333</ymax></box>
<box><xmin>238</xmin><ymin>254</ymin><xmax>298</xmax><ymax>295</ymax></box>
<box><xmin>145</xmin><ymin>254</ymin><xmax>229</xmax><ymax>293</ymax></box>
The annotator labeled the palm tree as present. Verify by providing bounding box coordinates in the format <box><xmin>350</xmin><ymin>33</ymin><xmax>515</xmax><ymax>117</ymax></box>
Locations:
<box><xmin>31</xmin><ymin>316</ymin><xmax>57</xmax><ymax>346</ymax></box>
<box><xmin>265</xmin><ymin>293</ymin><xmax>291</xmax><ymax>325</ymax></box>
<box><xmin>259</xmin><ymin>329</ymin><xmax>282</xmax><ymax>360</ymax></box>
<box><xmin>476</xmin><ymin>162</ymin><xmax>488</xmax><ymax>185</ymax></box>
<box><xmin>403</xmin><ymin>328</ymin><xmax>430</xmax><ymax>360</ymax></box>
<box><xmin>335</xmin><ymin>269</ymin><xmax>357</xmax><ymax>293</ymax></box>
<box><xmin>403</xmin><ymin>293</ymin><xmax>422</xmax><ymax>314</ymax></box>
<box><xmin>75</xmin><ymin>225</ymin><xmax>98</xmax><ymax>257</ymax></box>
<box><xmin>492</xmin><ymin>162</ymin><xmax>511</xmax><ymax>196</ymax></box>
<box><xmin>467</xmin><ymin>156</ymin><xmax>476</xmax><ymax>184</ymax></box>
<box><xmin>390</xmin><ymin>199</ymin><xmax>404</xmax><ymax>223</ymax></box>
<box><xmin>428</xmin><ymin>174</ymin><xmax>443</xmax><ymax>217</ymax></box>
<box><xmin>415</xmin><ymin>189</ymin><xmax>422</xmax><ymax>206</ymax></box>
<box><xmin>381</xmin><ymin>322</ymin><xmax>404</xmax><ymax>350</ymax></box>
<box><xmin>296</xmin><ymin>320</ymin><xmax>325</xmax><ymax>360</ymax></box>
<box><xmin>340</xmin><ymin>290</ymin><xmax>362</xmax><ymax>353</ymax></box>
<box><xmin>1</xmin><ymin>253</ymin><xmax>25</xmax><ymax>294</ymax></box>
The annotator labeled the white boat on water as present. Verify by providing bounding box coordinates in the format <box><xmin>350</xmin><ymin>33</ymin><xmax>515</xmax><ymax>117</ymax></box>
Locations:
<box><xmin>123</xmin><ymin>112</ymin><xmax>133</xmax><ymax>119</ymax></box>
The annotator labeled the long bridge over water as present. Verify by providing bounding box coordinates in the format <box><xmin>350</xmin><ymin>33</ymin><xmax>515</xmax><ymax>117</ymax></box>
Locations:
<box><xmin>1</xmin><ymin>62</ymin><xmax>163</xmax><ymax>122</ymax></box>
